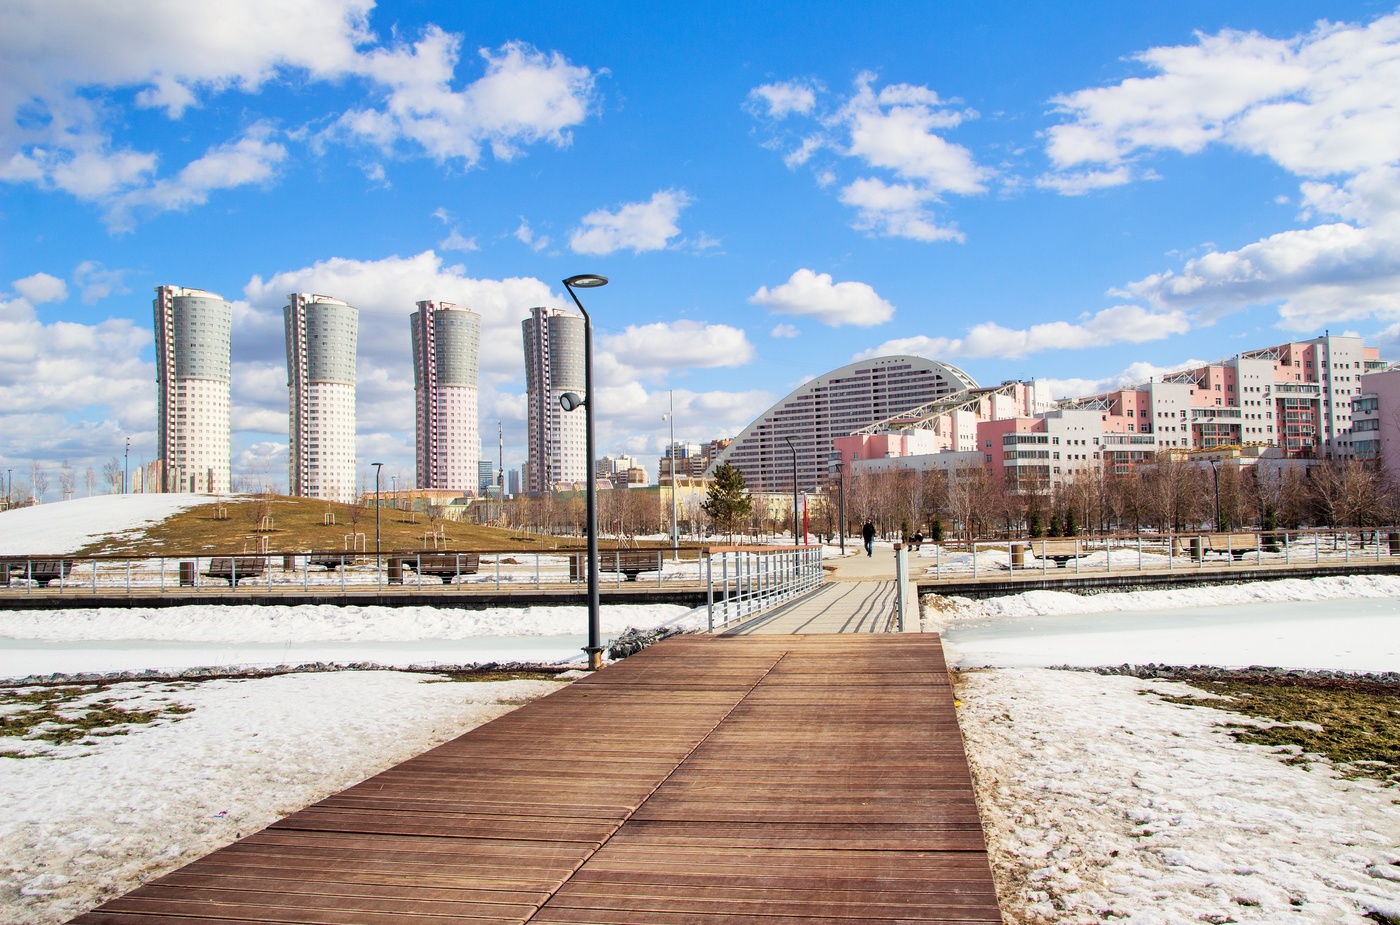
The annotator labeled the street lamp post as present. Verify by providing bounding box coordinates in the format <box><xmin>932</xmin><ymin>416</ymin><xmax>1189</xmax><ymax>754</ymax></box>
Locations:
<box><xmin>664</xmin><ymin>390</ymin><xmax>679</xmax><ymax>560</ymax></box>
<box><xmin>833</xmin><ymin>458</ymin><xmax>846</xmax><ymax>555</ymax></box>
<box><xmin>784</xmin><ymin>435</ymin><xmax>799</xmax><ymax>542</ymax></box>
<box><xmin>1209</xmin><ymin>460</ymin><xmax>1221</xmax><ymax>532</ymax></box>
<box><xmin>124</xmin><ymin>437</ymin><xmax>130</xmax><ymax>495</ymax></box>
<box><xmin>372</xmin><ymin>462</ymin><xmax>384</xmax><ymax>585</ymax></box>
<box><xmin>562</xmin><ymin>274</ymin><xmax>608</xmax><ymax>671</ymax></box>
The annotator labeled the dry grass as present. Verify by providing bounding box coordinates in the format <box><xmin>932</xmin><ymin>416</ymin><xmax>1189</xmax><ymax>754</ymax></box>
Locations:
<box><xmin>73</xmin><ymin>495</ymin><xmax>687</xmax><ymax>557</ymax></box>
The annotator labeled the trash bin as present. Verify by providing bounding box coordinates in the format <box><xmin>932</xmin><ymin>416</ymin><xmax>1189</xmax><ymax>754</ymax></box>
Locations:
<box><xmin>1389</xmin><ymin>532</ymin><xmax>1400</xmax><ymax>556</ymax></box>
<box><xmin>387</xmin><ymin>557</ymin><xmax>403</xmax><ymax>585</ymax></box>
<box><xmin>1010</xmin><ymin>543</ymin><xmax>1027</xmax><ymax>568</ymax></box>
<box><xmin>282</xmin><ymin>554</ymin><xmax>296</xmax><ymax>571</ymax></box>
<box><xmin>178</xmin><ymin>561</ymin><xmax>196</xmax><ymax>587</ymax></box>
<box><xmin>1189</xmin><ymin>536</ymin><xmax>1205</xmax><ymax>561</ymax></box>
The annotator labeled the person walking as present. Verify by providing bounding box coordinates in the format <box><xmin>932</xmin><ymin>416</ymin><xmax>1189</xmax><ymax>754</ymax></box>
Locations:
<box><xmin>861</xmin><ymin>520</ymin><xmax>876</xmax><ymax>557</ymax></box>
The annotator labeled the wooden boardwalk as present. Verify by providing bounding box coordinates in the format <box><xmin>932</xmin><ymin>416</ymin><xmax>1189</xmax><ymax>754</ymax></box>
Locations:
<box><xmin>723</xmin><ymin>581</ymin><xmax>898</xmax><ymax>634</ymax></box>
<box><xmin>74</xmin><ymin>633</ymin><xmax>1000</xmax><ymax>924</ymax></box>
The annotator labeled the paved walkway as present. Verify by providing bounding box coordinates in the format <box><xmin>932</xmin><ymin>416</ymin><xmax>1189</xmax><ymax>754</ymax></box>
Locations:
<box><xmin>74</xmin><ymin>634</ymin><xmax>1000</xmax><ymax>925</ymax></box>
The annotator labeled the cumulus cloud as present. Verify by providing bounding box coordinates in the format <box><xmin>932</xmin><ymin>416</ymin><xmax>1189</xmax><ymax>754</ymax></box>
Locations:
<box><xmin>0</xmin><ymin>1</ymin><xmax>599</xmax><ymax>226</ymax></box>
<box><xmin>12</xmin><ymin>273</ymin><xmax>67</xmax><ymax>304</ymax></box>
<box><xmin>1039</xmin><ymin>12</ymin><xmax>1400</xmax><ymax>334</ymax></box>
<box><xmin>569</xmin><ymin>189</ymin><xmax>693</xmax><ymax>255</ymax></box>
<box><xmin>0</xmin><ymin>292</ymin><xmax>154</xmax><ymax>470</ymax></box>
<box><xmin>514</xmin><ymin>218</ymin><xmax>549</xmax><ymax>252</ymax></box>
<box><xmin>747</xmin><ymin>71</ymin><xmax>987</xmax><ymax>242</ymax></box>
<box><xmin>749</xmin><ymin>269</ymin><xmax>895</xmax><ymax>327</ymax></box>
<box><xmin>438</xmin><ymin>229</ymin><xmax>478</xmax><ymax>251</ymax></box>
<box><xmin>601</xmin><ymin>321</ymin><xmax>754</xmax><ymax>378</ymax></box>
<box><xmin>855</xmin><ymin>304</ymin><xmax>1189</xmax><ymax>361</ymax></box>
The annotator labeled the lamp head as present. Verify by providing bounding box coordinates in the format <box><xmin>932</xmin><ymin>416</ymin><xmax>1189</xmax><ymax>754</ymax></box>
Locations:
<box><xmin>563</xmin><ymin>274</ymin><xmax>608</xmax><ymax>290</ymax></box>
<box><xmin>560</xmin><ymin>392</ymin><xmax>586</xmax><ymax>412</ymax></box>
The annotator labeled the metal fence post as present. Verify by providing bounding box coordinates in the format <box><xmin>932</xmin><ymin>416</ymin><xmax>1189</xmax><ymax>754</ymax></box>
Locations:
<box><xmin>706</xmin><ymin>552</ymin><xmax>714</xmax><ymax>631</ymax></box>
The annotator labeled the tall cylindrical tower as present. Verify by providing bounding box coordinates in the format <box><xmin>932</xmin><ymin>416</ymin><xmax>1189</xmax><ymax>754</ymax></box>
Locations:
<box><xmin>411</xmin><ymin>300</ymin><xmax>480</xmax><ymax>491</ymax></box>
<box><xmin>153</xmin><ymin>285</ymin><xmax>232</xmax><ymax>493</ymax></box>
<box><xmin>522</xmin><ymin>306</ymin><xmax>586</xmax><ymax>492</ymax></box>
<box><xmin>285</xmin><ymin>293</ymin><xmax>358</xmax><ymax>502</ymax></box>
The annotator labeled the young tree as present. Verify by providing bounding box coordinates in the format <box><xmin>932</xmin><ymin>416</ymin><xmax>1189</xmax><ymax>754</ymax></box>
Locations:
<box><xmin>31</xmin><ymin>460</ymin><xmax>49</xmax><ymax>502</ymax></box>
<box><xmin>101</xmin><ymin>457</ymin><xmax>122</xmax><ymax>493</ymax></box>
<box><xmin>59</xmin><ymin>460</ymin><xmax>75</xmax><ymax>501</ymax></box>
<box><xmin>84</xmin><ymin>466</ymin><xmax>96</xmax><ymax>497</ymax></box>
<box><xmin>701</xmin><ymin>463</ymin><xmax>753</xmax><ymax>538</ymax></box>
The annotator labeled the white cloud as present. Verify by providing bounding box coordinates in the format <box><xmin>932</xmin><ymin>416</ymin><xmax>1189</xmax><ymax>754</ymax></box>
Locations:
<box><xmin>747</xmin><ymin>80</ymin><xmax>818</xmax><ymax>119</ymax></box>
<box><xmin>749</xmin><ymin>269</ymin><xmax>895</xmax><ymax>327</ymax></box>
<box><xmin>0</xmin><ymin>2</ymin><xmax>599</xmax><ymax>225</ymax></box>
<box><xmin>770</xmin><ymin>323</ymin><xmax>800</xmax><ymax>338</ymax></box>
<box><xmin>1040</xmin><ymin>359</ymin><xmax>1210</xmax><ymax>400</ymax></box>
<box><xmin>104</xmin><ymin>125</ymin><xmax>287</xmax><ymax>230</ymax></box>
<box><xmin>855</xmin><ymin>304</ymin><xmax>1188</xmax><ymax>361</ymax></box>
<box><xmin>12</xmin><ymin>273</ymin><xmax>67</xmax><ymax>304</ymax></box>
<box><xmin>72</xmin><ymin>261</ymin><xmax>128</xmax><ymax>304</ymax></box>
<box><xmin>569</xmin><ymin>189</ymin><xmax>692</xmax><ymax>255</ymax></box>
<box><xmin>514</xmin><ymin>218</ymin><xmax>548</xmax><ymax>252</ymax></box>
<box><xmin>748</xmin><ymin>71</ymin><xmax>988</xmax><ymax>242</ymax></box>
<box><xmin>601</xmin><ymin>321</ymin><xmax>754</xmax><ymax>377</ymax></box>
<box><xmin>438</xmin><ymin>229</ymin><xmax>478</xmax><ymax>251</ymax></box>
<box><xmin>1034</xmin><ymin>166</ymin><xmax>1135</xmax><ymax>196</ymax></box>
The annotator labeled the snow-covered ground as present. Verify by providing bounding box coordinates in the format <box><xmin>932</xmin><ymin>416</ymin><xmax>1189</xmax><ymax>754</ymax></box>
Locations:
<box><xmin>933</xmin><ymin>577</ymin><xmax>1400</xmax><ymax>924</ymax></box>
<box><xmin>0</xmin><ymin>494</ymin><xmax>225</xmax><ymax>555</ymax></box>
<box><xmin>0</xmin><ymin>603</ymin><xmax>699</xmax><ymax>680</ymax></box>
<box><xmin>0</xmin><ymin>671</ymin><xmax>568</xmax><ymax>925</ymax></box>
<box><xmin>932</xmin><ymin>575</ymin><xmax>1400</xmax><ymax>672</ymax></box>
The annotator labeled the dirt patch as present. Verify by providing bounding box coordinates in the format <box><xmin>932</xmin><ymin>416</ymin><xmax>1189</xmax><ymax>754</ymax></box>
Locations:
<box><xmin>0</xmin><ymin>683</ymin><xmax>194</xmax><ymax>756</ymax></box>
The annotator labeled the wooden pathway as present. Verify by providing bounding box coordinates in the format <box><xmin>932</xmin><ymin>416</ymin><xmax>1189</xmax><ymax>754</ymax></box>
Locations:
<box><xmin>723</xmin><ymin>581</ymin><xmax>898</xmax><ymax>635</ymax></box>
<box><xmin>74</xmin><ymin>634</ymin><xmax>1000</xmax><ymax>924</ymax></box>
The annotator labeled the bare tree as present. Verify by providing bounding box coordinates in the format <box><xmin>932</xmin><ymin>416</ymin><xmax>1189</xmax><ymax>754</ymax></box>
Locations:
<box><xmin>84</xmin><ymin>466</ymin><xmax>96</xmax><ymax>497</ymax></box>
<box><xmin>101</xmin><ymin>457</ymin><xmax>122</xmax><ymax>493</ymax></box>
<box><xmin>59</xmin><ymin>460</ymin><xmax>75</xmax><ymax>501</ymax></box>
<box><xmin>31</xmin><ymin>460</ymin><xmax>49</xmax><ymax>502</ymax></box>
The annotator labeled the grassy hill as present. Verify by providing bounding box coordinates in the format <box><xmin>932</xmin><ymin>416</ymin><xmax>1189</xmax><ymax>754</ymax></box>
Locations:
<box><xmin>73</xmin><ymin>495</ymin><xmax>668</xmax><ymax>557</ymax></box>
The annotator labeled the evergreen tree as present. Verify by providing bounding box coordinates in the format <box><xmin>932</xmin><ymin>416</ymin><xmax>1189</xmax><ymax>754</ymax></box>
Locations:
<box><xmin>1065</xmin><ymin>508</ymin><xmax>1078</xmax><ymax>536</ymax></box>
<box><xmin>701</xmin><ymin>463</ymin><xmax>753</xmax><ymax>537</ymax></box>
<box><xmin>930</xmin><ymin>519</ymin><xmax>944</xmax><ymax>542</ymax></box>
<box><xmin>1029</xmin><ymin>511</ymin><xmax>1043</xmax><ymax>538</ymax></box>
<box><xmin>1048</xmin><ymin>513</ymin><xmax>1062</xmax><ymax>537</ymax></box>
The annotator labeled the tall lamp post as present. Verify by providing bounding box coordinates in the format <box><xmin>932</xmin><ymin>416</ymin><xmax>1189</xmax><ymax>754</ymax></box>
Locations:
<box><xmin>562</xmin><ymin>274</ymin><xmax>608</xmax><ymax>671</ymax></box>
<box><xmin>663</xmin><ymin>390</ymin><xmax>679</xmax><ymax>560</ymax></box>
<box><xmin>1208</xmin><ymin>459</ymin><xmax>1221</xmax><ymax>532</ymax></box>
<box><xmin>124</xmin><ymin>436</ymin><xmax>130</xmax><ymax>495</ymax></box>
<box><xmin>832</xmin><ymin>457</ymin><xmax>846</xmax><ymax>555</ymax></box>
<box><xmin>372</xmin><ymin>462</ymin><xmax>384</xmax><ymax>584</ymax></box>
<box><xmin>784</xmin><ymin>435</ymin><xmax>799</xmax><ymax>542</ymax></box>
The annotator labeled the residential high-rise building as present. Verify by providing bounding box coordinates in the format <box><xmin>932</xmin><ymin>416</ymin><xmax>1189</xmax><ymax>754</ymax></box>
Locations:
<box><xmin>410</xmin><ymin>300</ymin><xmax>480</xmax><ymax>491</ymax></box>
<box><xmin>522</xmin><ymin>306</ymin><xmax>586</xmax><ymax>492</ymax></box>
<box><xmin>285</xmin><ymin>293</ymin><xmax>358</xmax><ymax>502</ymax></box>
<box><xmin>507</xmin><ymin>468</ymin><xmax>521</xmax><ymax>497</ymax></box>
<box><xmin>153</xmin><ymin>285</ymin><xmax>232</xmax><ymax>493</ymax></box>
<box><xmin>477</xmin><ymin>458</ymin><xmax>494</xmax><ymax>493</ymax></box>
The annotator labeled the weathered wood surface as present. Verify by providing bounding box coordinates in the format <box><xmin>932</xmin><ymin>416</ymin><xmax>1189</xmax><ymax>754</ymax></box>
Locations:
<box><xmin>723</xmin><ymin>581</ymin><xmax>899</xmax><ymax>635</ymax></box>
<box><xmin>73</xmin><ymin>634</ymin><xmax>1001</xmax><ymax>924</ymax></box>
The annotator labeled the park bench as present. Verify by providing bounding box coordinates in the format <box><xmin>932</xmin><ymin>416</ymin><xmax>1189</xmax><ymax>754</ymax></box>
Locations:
<box><xmin>0</xmin><ymin>558</ymin><xmax>74</xmax><ymax>586</ymax></box>
<box><xmin>570</xmin><ymin>549</ymin><xmax>663</xmax><ymax>582</ymax></box>
<box><xmin>1028</xmin><ymin>538</ymin><xmax>1089</xmax><ymax>568</ymax></box>
<box><xmin>1178</xmin><ymin>533</ymin><xmax>1260</xmax><ymax>561</ymax></box>
<box><xmin>202</xmin><ymin>556</ymin><xmax>267</xmax><ymax>585</ymax></box>
<box><xmin>388</xmin><ymin>552</ymin><xmax>481</xmax><ymax>584</ymax></box>
<box><xmin>307</xmin><ymin>551</ymin><xmax>358</xmax><ymax>570</ymax></box>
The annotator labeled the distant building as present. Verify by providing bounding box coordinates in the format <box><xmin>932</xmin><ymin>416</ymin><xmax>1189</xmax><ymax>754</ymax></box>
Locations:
<box><xmin>522</xmin><ymin>306</ymin><xmax>586</xmax><ymax>491</ymax></box>
<box><xmin>507</xmin><ymin>467</ymin><xmax>521</xmax><ymax>497</ymax></box>
<box><xmin>707</xmin><ymin>356</ymin><xmax>979</xmax><ymax>492</ymax></box>
<box><xmin>411</xmin><ymin>300</ymin><xmax>480</xmax><ymax>492</ymax></box>
<box><xmin>477</xmin><ymin>458</ymin><xmax>494</xmax><ymax>493</ymax></box>
<box><xmin>153</xmin><ymin>285</ymin><xmax>232</xmax><ymax>493</ymax></box>
<box><xmin>285</xmin><ymin>293</ymin><xmax>358</xmax><ymax>502</ymax></box>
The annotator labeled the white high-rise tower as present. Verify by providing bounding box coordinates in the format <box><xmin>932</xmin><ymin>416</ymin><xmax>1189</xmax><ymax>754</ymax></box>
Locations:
<box><xmin>522</xmin><ymin>306</ymin><xmax>586</xmax><ymax>492</ymax></box>
<box><xmin>153</xmin><ymin>285</ymin><xmax>232</xmax><ymax>493</ymax></box>
<box><xmin>411</xmin><ymin>300</ymin><xmax>480</xmax><ymax>491</ymax></box>
<box><xmin>285</xmin><ymin>293</ymin><xmax>358</xmax><ymax>502</ymax></box>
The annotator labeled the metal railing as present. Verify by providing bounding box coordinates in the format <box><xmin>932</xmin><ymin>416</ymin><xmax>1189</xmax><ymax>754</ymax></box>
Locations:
<box><xmin>706</xmin><ymin>545</ymin><xmax>824</xmax><ymax>631</ymax></box>
<box><xmin>0</xmin><ymin>548</ymin><xmax>707</xmax><ymax>596</ymax></box>
<box><xmin>917</xmin><ymin>528</ymin><xmax>1400</xmax><ymax>582</ymax></box>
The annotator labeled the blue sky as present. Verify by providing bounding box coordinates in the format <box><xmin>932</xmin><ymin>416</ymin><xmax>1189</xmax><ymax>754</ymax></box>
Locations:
<box><xmin>4</xmin><ymin>0</ymin><xmax>1400</xmax><ymax>492</ymax></box>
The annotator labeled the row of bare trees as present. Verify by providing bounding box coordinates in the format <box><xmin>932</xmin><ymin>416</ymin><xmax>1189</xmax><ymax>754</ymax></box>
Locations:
<box><xmin>4</xmin><ymin>459</ymin><xmax>117</xmax><ymax>506</ymax></box>
<box><xmin>836</xmin><ymin>455</ymin><xmax>1400</xmax><ymax>542</ymax></box>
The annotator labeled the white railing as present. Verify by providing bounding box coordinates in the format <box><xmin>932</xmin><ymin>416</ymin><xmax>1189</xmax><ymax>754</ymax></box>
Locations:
<box><xmin>706</xmin><ymin>545</ymin><xmax>824</xmax><ymax>631</ymax></box>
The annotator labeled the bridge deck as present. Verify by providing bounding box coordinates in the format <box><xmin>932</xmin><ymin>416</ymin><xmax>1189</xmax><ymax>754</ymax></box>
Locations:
<box><xmin>723</xmin><ymin>580</ymin><xmax>899</xmax><ymax>634</ymax></box>
<box><xmin>74</xmin><ymin>634</ymin><xmax>1000</xmax><ymax>924</ymax></box>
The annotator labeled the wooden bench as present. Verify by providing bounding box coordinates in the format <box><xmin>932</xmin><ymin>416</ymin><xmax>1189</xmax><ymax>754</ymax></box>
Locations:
<box><xmin>203</xmin><ymin>557</ymin><xmax>267</xmax><ymax>585</ymax></box>
<box><xmin>1179</xmin><ymin>533</ymin><xmax>1260</xmax><ymax>561</ymax></box>
<box><xmin>389</xmin><ymin>552</ymin><xmax>480</xmax><ymax>584</ymax></box>
<box><xmin>1029</xmin><ymin>538</ymin><xmax>1088</xmax><ymax>568</ymax></box>
<box><xmin>1</xmin><ymin>559</ymin><xmax>74</xmax><ymax>586</ymax></box>
<box><xmin>570</xmin><ymin>549</ymin><xmax>663</xmax><ymax>582</ymax></box>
